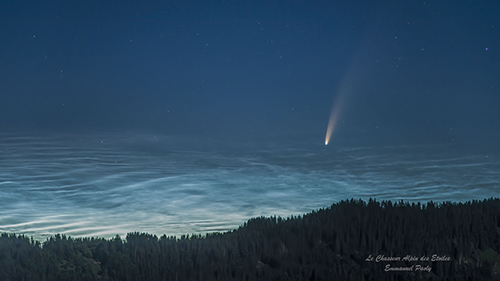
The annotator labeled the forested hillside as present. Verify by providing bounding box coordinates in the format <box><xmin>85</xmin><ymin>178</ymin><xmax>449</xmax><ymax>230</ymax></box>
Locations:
<box><xmin>1</xmin><ymin>198</ymin><xmax>500</xmax><ymax>280</ymax></box>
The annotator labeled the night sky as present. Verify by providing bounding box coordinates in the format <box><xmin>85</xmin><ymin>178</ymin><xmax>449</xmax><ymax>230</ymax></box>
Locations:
<box><xmin>1</xmin><ymin>0</ymin><xmax>499</xmax><ymax>144</ymax></box>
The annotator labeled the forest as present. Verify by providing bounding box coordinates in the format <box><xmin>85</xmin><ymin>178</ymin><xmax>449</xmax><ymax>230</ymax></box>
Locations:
<box><xmin>1</xmin><ymin>198</ymin><xmax>500</xmax><ymax>280</ymax></box>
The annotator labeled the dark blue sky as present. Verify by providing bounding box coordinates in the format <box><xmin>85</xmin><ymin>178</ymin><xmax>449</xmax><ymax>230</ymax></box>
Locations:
<box><xmin>1</xmin><ymin>0</ymin><xmax>499</xmax><ymax>143</ymax></box>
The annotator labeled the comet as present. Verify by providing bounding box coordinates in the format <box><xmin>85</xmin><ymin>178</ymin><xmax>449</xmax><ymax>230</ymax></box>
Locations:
<box><xmin>323</xmin><ymin>57</ymin><xmax>359</xmax><ymax>145</ymax></box>
<box><xmin>324</xmin><ymin>86</ymin><xmax>348</xmax><ymax>146</ymax></box>
<box><xmin>324</xmin><ymin>105</ymin><xmax>340</xmax><ymax>145</ymax></box>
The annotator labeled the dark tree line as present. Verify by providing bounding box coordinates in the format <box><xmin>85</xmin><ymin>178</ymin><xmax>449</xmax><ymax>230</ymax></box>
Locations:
<box><xmin>1</xmin><ymin>198</ymin><xmax>500</xmax><ymax>280</ymax></box>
